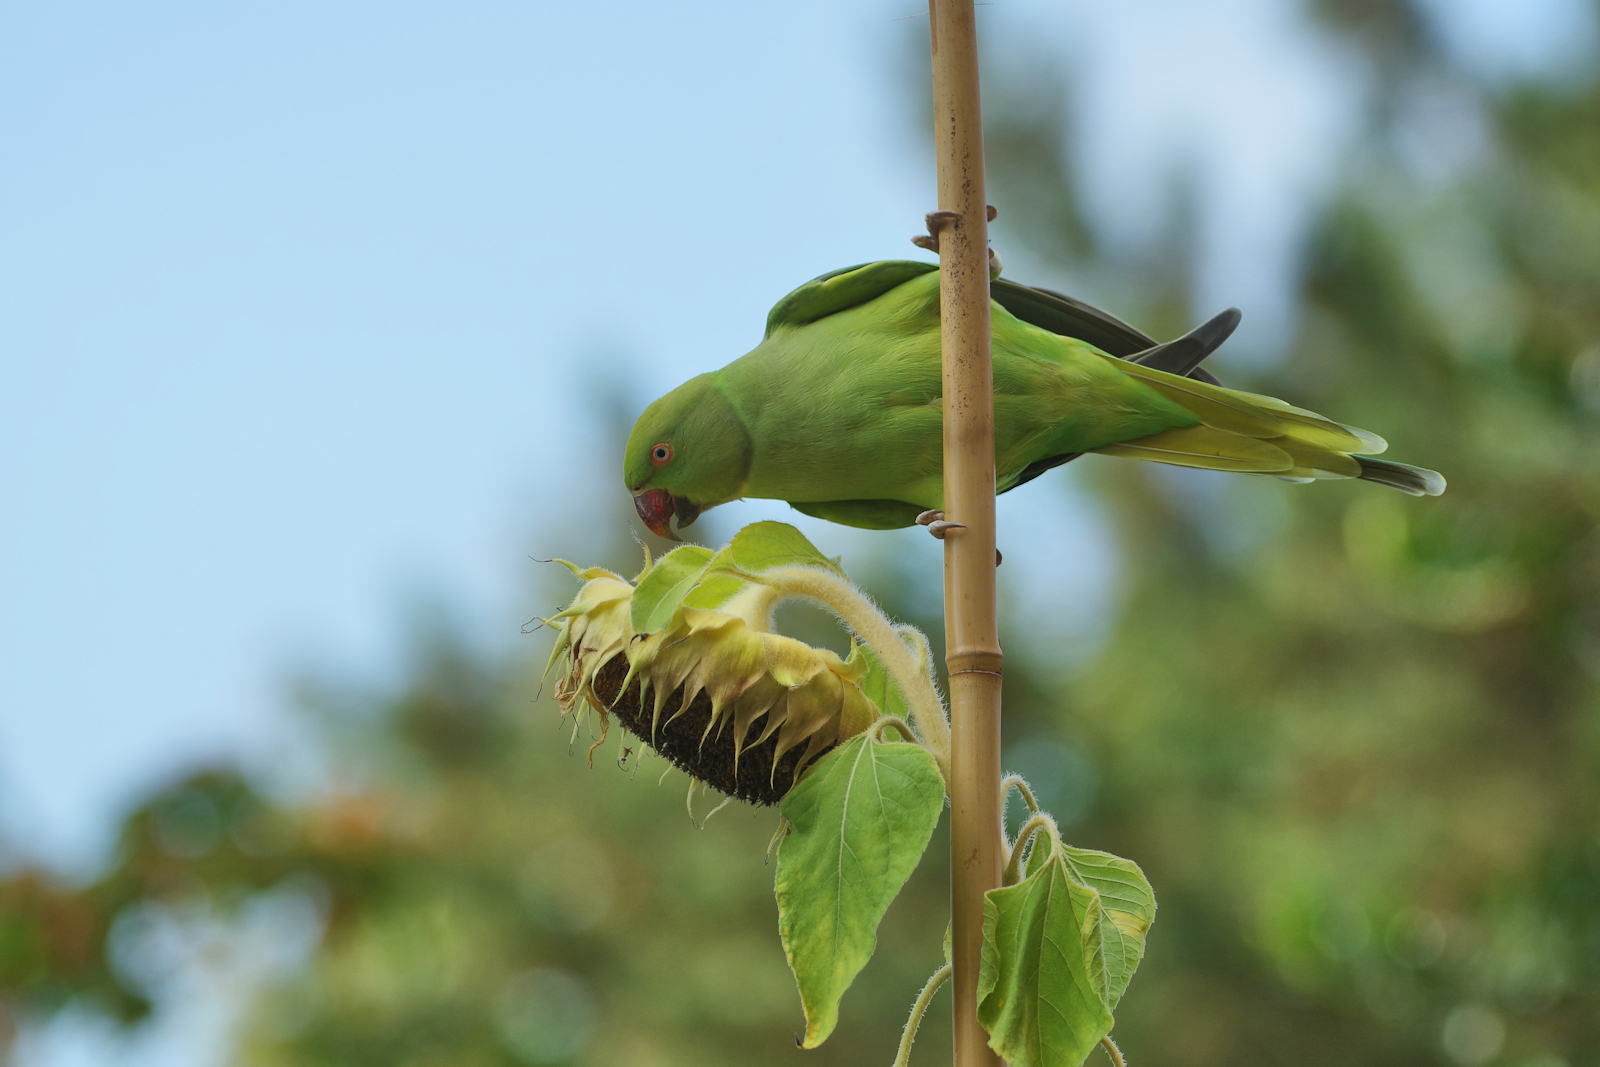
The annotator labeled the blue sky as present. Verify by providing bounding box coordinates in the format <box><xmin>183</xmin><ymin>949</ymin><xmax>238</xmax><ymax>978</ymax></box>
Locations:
<box><xmin>1</xmin><ymin>0</ymin><xmax>935</xmax><ymax>874</ymax></box>
<box><xmin>1</xmin><ymin>0</ymin><xmax>1591</xmax><ymax>909</ymax></box>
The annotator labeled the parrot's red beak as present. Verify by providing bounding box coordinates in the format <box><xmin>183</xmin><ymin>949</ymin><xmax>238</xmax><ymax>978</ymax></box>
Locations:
<box><xmin>632</xmin><ymin>488</ymin><xmax>703</xmax><ymax>541</ymax></box>
<box><xmin>633</xmin><ymin>488</ymin><xmax>678</xmax><ymax>540</ymax></box>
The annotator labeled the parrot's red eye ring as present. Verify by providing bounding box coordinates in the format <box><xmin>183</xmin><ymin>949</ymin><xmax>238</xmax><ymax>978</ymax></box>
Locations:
<box><xmin>651</xmin><ymin>443</ymin><xmax>673</xmax><ymax>465</ymax></box>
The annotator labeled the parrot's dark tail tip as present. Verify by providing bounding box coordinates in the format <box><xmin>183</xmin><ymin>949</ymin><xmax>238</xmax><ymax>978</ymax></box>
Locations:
<box><xmin>1356</xmin><ymin>457</ymin><xmax>1448</xmax><ymax>496</ymax></box>
<box><xmin>1131</xmin><ymin>306</ymin><xmax>1243</xmax><ymax>381</ymax></box>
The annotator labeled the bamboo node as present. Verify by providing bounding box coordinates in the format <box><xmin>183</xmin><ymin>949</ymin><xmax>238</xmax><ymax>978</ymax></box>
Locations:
<box><xmin>948</xmin><ymin>651</ymin><xmax>1003</xmax><ymax>676</ymax></box>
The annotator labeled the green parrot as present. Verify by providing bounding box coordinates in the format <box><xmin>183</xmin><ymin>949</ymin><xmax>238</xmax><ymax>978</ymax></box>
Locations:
<box><xmin>625</xmin><ymin>260</ymin><xmax>1444</xmax><ymax>539</ymax></box>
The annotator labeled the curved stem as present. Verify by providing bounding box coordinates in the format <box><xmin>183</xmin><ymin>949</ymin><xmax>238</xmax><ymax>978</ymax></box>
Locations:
<box><xmin>1100</xmin><ymin>1035</ymin><xmax>1127</xmax><ymax>1067</ymax></box>
<box><xmin>720</xmin><ymin>581</ymin><xmax>784</xmax><ymax>631</ymax></box>
<box><xmin>893</xmin><ymin>962</ymin><xmax>953</xmax><ymax>1067</ymax></box>
<box><xmin>999</xmin><ymin>773</ymin><xmax>1039</xmax><ymax>820</ymax></box>
<box><xmin>1003</xmin><ymin>812</ymin><xmax>1059</xmax><ymax>886</ymax></box>
<box><xmin>759</xmin><ymin>566</ymin><xmax>951</xmax><ymax>782</ymax></box>
<box><xmin>871</xmin><ymin>715</ymin><xmax>919</xmax><ymax>745</ymax></box>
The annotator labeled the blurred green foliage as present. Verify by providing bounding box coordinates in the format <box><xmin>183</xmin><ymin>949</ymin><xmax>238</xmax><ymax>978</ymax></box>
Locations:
<box><xmin>5</xmin><ymin>1</ymin><xmax>1600</xmax><ymax>1064</ymax></box>
<box><xmin>975</xmin><ymin>2</ymin><xmax>1600</xmax><ymax>1063</ymax></box>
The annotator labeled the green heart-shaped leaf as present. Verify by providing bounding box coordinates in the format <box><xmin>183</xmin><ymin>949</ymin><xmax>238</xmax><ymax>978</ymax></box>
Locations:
<box><xmin>776</xmin><ymin>732</ymin><xmax>945</xmax><ymax>1047</ymax></box>
<box><xmin>725</xmin><ymin>521</ymin><xmax>845</xmax><ymax>577</ymax></box>
<box><xmin>679</xmin><ymin>568</ymin><xmax>749</xmax><ymax>612</ymax></box>
<box><xmin>1061</xmin><ymin>846</ymin><xmax>1154</xmax><ymax>1011</ymax></box>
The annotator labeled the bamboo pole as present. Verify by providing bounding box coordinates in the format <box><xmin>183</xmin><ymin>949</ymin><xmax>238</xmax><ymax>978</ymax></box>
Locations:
<box><xmin>927</xmin><ymin>2</ymin><xmax>1003</xmax><ymax>1065</ymax></box>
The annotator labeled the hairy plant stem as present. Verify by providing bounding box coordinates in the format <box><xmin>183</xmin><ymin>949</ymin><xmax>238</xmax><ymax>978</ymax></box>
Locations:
<box><xmin>758</xmin><ymin>565</ymin><xmax>952</xmax><ymax>783</ymax></box>
<box><xmin>1003</xmin><ymin>812</ymin><xmax>1061</xmax><ymax>886</ymax></box>
<box><xmin>871</xmin><ymin>715</ymin><xmax>920</xmax><ymax>745</ymax></box>
<box><xmin>1000</xmin><ymin>774</ymin><xmax>1039</xmax><ymax>816</ymax></box>
<box><xmin>894</xmin><ymin>962</ymin><xmax>953</xmax><ymax>1067</ymax></box>
<box><xmin>720</xmin><ymin>581</ymin><xmax>785</xmax><ymax>630</ymax></box>
<box><xmin>1101</xmin><ymin>1035</ymin><xmax>1127</xmax><ymax>1067</ymax></box>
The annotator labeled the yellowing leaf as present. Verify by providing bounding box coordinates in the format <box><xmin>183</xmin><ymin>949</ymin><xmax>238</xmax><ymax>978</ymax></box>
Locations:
<box><xmin>775</xmin><ymin>733</ymin><xmax>945</xmax><ymax>1047</ymax></box>
<box><xmin>1060</xmin><ymin>846</ymin><xmax>1155</xmax><ymax>1010</ymax></box>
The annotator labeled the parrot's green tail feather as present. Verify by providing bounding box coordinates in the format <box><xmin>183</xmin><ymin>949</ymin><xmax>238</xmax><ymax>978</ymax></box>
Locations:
<box><xmin>1114</xmin><ymin>359</ymin><xmax>1379</xmax><ymax>455</ymax></box>
<box><xmin>1091</xmin><ymin>358</ymin><xmax>1445</xmax><ymax>496</ymax></box>
<box><xmin>1093</xmin><ymin>426</ymin><xmax>1295</xmax><ymax>473</ymax></box>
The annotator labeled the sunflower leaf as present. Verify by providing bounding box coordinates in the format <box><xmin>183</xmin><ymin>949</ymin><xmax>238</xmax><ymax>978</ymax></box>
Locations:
<box><xmin>776</xmin><ymin>732</ymin><xmax>945</xmax><ymax>1048</ymax></box>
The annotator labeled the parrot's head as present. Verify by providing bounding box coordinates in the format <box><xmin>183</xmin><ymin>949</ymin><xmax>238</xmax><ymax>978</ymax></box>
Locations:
<box><xmin>624</xmin><ymin>374</ymin><xmax>752</xmax><ymax>541</ymax></box>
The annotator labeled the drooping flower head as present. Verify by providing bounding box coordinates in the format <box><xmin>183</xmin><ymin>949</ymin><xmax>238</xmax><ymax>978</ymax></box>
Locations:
<box><xmin>542</xmin><ymin>523</ymin><xmax>945</xmax><ymax>804</ymax></box>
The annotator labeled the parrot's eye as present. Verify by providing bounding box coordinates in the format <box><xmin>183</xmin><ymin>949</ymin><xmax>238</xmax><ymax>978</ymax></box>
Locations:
<box><xmin>651</xmin><ymin>443</ymin><xmax>673</xmax><ymax>465</ymax></box>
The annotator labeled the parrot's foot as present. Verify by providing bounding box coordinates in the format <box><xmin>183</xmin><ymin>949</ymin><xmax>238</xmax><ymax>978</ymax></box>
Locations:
<box><xmin>915</xmin><ymin>509</ymin><xmax>962</xmax><ymax>537</ymax></box>
<box><xmin>917</xmin><ymin>510</ymin><xmax>1002</xmax><ymax>565</ymax></box>
<box><xmin>911</xmin><ymin>208</ymin><xmax>1003</xmax><ymax>277</ymax></box>
<box><xmin>911</xmin><ymin>211</ymin><xmax>959</xmax><ymax>253</ymax></box>
<box><xmin>926</xmin><ymin>210</ymin><xmax>961</xmax><ymax>237</ymax></box>
<box><xmin>912</xmin><ymin>208</ymin><xmax>985</xmax><ymax>253</ymax></box>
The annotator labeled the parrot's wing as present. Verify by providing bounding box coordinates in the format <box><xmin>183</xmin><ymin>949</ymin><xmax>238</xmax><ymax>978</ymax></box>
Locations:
<box><xmin>990</xmin><ymin>279</ymin><xmax>1155</xmax><ymax>356</ymax></box>
<box><xmin>764</xmin><ymin>260</ymin><xmax>938</xmax><ymax>337</ymax></box>
<box><xmin>769</xmin><ymin>262</ymin><xmax>1211</xmax><ymax>369</ymax></box>
<box><xmin>1124</xmin><ymin>308</ymin><xmax>1239</xmax><ymax>385</ymax></box>
<box><xmin>991</xmin><ymin>281</ymin><xmax>1227</xmax><ymax>384</ymax></box>
<box><xmin>764</xmin><ymin>261</ymin><xmax>1161</xmax><ymax>350</ymax></box>
<box><xmin>1002</xmin><ymin>307</ymin><xmax>1244</xmax><ymax>492</ymax></box>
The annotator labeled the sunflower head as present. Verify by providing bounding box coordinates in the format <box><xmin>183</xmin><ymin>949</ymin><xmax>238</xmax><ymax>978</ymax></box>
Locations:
<box><xmin>542</xmin><ymin>523</ymin><xmax>928</xmax><ymax>804</ymax></box>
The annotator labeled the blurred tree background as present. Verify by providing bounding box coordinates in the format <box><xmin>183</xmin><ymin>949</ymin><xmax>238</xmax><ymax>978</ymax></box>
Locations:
<box><xmin>4</xmin><ymin>0</ymin><xmax>1599</xmax><ymax>1064</ymax></box>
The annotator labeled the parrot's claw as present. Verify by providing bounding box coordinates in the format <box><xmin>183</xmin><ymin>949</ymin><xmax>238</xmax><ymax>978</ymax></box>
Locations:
<box><xmin>918</xmin><ymin>509</ymin><xmax>999</xmax><ymax>563</ymax></box>
<box><xmin>916</xmin><ymin>509</ymin><xmax>966</xmax><ymax>538</ymax></box>
<box><xmin>913</xmin><ymin>210</ymin><xmax>1002</xmax><ymax>277</ymax></box>
<box><xmin>913</xmin><ymin>211</ymin><xmax>962</xmax><ymax>252</ymax></box>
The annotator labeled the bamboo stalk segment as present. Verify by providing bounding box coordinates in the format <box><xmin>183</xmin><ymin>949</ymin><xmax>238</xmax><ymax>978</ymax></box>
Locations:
<box><xmin>927</xmin><ymin>1</ymin><xmax>1003</xmax><ymax>1064</ymax></box>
